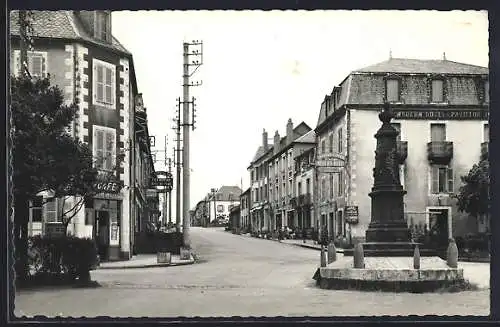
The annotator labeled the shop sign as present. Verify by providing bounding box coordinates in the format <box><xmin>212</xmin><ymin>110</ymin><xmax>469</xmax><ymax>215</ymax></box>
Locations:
<box><xmin>345</xmin><ymin>205</ymin><xmax>359</xmax><ymax>224</ymax></box>
<box><xmin>394</xmin><ymin>109</ymin><xmax>488</xmax><ymax>120</ymax></box>
<box><xmin>110</xmin><ymin>223</ymin><xmax>119</xmax><ymax>241</ymax></box>
<box><xmin>94</xmin><ymin>181</ymin><xmax>122</xmax><ymax>194</ymax></box>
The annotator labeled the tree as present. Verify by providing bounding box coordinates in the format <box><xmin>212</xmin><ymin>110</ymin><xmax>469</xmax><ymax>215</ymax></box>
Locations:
<box><xmin>11</xmin><ymin>75</ymin><xmax>124</xmax><ymax>281</ymax></box>
<box><xmin>454</xmin><ymin>158</ymin><xmax>490</xmax><ymax>231</ymax></box>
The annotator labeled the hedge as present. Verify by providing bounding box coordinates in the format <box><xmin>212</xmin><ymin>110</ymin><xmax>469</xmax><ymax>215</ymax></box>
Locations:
<box><xmin>24</xmin><ymin>235</ymin><xmax>98</xmax><ymax>285</ymax></box>
<box><xmin>134</xmin><ymin>231</ymin><xmax>183</xmax><ymax>255</ymax></box>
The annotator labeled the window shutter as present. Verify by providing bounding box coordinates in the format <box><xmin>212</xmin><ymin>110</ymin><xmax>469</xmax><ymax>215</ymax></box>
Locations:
<box><xmin>41</xmin><ymin>54</ymin><xmax>47</xmax><ymax>78</ymax></box>
<box><xmin>431</xmin><ymin>166</ymin><xmax>438</xmax><ymax>194</ymax></box>
<box><xmin>447</xmin><ymin>167</ymin><xmax>454</xmax><ymax>193</ymax></box>
<box><xmin>13</xmin><ymin>51</ymin><xmax>21</xmax><ymax>76</ymax></box>
<box><xmin>111</xmin><ymin>65</ymin><xmax>116</xmax><ymax>106</ymax></box>
<box><xmin>93</xmin><ymin>127</ymin><xmax>99</xmax><ymax>167</ymax></box>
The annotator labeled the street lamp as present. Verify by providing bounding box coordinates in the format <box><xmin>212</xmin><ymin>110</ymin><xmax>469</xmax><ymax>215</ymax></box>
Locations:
<box><xmin>210</xmin><ymin>188</ymin><xmax>218</xmax><ymax>226</ymax></box>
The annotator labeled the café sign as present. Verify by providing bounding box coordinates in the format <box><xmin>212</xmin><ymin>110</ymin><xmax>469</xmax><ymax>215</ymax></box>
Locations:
<box><xmin>93</xmin><ymin>181</ymin><xmax>122</xmax><ymax>194</ymax></box>
<box><xmin>394</xmin><ymin>109</ymin><xmax>488</xmax><ymax>120</ymax></box>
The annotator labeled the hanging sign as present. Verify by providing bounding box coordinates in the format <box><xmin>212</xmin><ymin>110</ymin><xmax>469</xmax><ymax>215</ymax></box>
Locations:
<box><xmin>345</xmin><ymin>206</ymin><xmax>359</xmax><ymax>224</ymax></box>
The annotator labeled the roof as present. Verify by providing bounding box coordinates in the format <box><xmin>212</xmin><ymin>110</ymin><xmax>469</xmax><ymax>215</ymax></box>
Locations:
<box><xmin>9</xmin><ymin>10</ymin><xmax>131</xmax><ymax>55</ymax></box>
<box><xmin>216</xmin><ymin>186</ymin><xmax>242</xmax><ymax>201</ymax></box>
<box><xmin>294</xmin><ymin>129</ymin><xmax>316</xmax><ymax>143</ymax></box>
<box><xmin>355</xmin><ymin>58</ymin><xmax>488</xmax><ymax>75</ymax></box>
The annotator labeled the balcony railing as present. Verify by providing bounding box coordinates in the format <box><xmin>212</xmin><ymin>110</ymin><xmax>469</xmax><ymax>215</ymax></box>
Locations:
<box><xmin>396</xmin><ymin>141</ymin><xmax>408</xmax><ymax>164</ymax></box>
<box><xmin>298</xmin><ymin>193</ymin><xmax>312</xmax><ymax>206</ymax></box>
<box><xmin>481</xmin><ymin>142</ymin><xmax>489</xmax><ymax>160</ymax></box>
<box><xmin>427</xmin><ymin>141</ymin><xmax>453</xmax><ymax>165</ymax></box>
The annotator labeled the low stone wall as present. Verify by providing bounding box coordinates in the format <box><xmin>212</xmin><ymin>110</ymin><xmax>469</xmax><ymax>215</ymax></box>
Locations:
<box><xmin>319</xmin><ymin>267</ymin><xmax>464</xmax><ymax>282</ymax></box>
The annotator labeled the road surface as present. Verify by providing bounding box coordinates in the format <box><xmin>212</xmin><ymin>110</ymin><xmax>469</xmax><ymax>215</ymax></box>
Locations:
<box><xmin>14</xmin><ymin>227</ymin><xmax>489</xmax><ymax>317</ymax></box>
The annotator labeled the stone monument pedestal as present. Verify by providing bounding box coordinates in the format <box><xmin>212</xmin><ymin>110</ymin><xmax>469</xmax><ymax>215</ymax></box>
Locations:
<box><xmin>313</xmin><ymin>102</ymin><xmax>463</xmax><ymax>292</ymax></box>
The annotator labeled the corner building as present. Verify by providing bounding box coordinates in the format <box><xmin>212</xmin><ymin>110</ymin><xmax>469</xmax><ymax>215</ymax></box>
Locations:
<box><xmin>10</xmin><ymin>10</ymin><xmax>143</xmax><ymax>261</ymax></box>
<box><xmin>315</xmin><ymin>58</ymin><xmax>489</xmax><ymax>245</ymax></box>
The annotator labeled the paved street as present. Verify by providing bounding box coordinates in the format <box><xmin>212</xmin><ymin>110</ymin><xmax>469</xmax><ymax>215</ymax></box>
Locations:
<box><xmin>15</xmin><ymin>227</ymin><xmax>489</xmax><ymax>317</ymax></box>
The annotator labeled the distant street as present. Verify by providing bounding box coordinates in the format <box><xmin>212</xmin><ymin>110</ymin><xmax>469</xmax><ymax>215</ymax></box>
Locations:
<box><xmin>15</xmin><ymin>227</ymin><xmax>489</xmax><ymax>317</ymax></box>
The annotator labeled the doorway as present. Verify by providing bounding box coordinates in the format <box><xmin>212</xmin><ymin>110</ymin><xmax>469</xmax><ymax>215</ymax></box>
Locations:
<box><xmin>95</xmin><ymin>210</ymin><xmax>110</xmax><ymax>260</ymax></box>
<box><xmin>336</xmin><ymin>210</ymin><xmax>344</xmax><ymax>237</ymax></box>
<box><xmin>428</xmin><ymin>208</ymin><xmax>450</xmax><ymax>250</ymax></box>
<box><xmin>328</xmin><ymin>212</ymin><xmax>334</xmax><ymax>240</ymax></box>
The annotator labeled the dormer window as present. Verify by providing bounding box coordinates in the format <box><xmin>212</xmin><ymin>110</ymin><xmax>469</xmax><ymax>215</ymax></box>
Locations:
<box><xmin>484</xmin><ymin>80</ymin><xmax>489</xmax><ymax>104</ymax></box>
<box><xmin>386</xmin><ymin>79</ymin><xmax>400</xmax><ymax>103</ymax></box>
<box><xmin>95</xmin><ymin>11</ymin><xmax>111</xmax><ymax>42</ymax></box>
<box><xmin>431</xmin><ymin>79</ymin><xmax>445</xmax><ymax>103</ymax></box>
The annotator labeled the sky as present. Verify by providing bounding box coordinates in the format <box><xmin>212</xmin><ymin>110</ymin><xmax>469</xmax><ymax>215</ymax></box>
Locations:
<box><xmin>111</xmin><ymin>10</ymin><xmax>489</xmax><ymax>219</ymax></box>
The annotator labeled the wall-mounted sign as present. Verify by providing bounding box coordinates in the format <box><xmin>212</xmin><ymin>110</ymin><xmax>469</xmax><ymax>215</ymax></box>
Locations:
<box><xmin>93</xmin><ymin>181</ymin><xmax>123</xmax><ymax>194</ymax></box>
<box><xmin>345</xmin><ymin>205</ymin><xmax>359</xmax><ymax>224</ymax></box>
<box><xmin>394</xmin><ymin>109</ymin><xmax>488</xmax><ymax>120</ymax></box>
<box><xmin>146</xmin><ymin>188</ymin><xmax>158</xmax><ymax>198</ymax></box>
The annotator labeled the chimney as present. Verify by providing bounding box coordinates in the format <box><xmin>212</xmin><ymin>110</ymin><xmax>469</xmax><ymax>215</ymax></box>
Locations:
<box><xmin>262</xmin><ymin>129</ymin><xmax>268</xmax><ymax>151</ymax></box>
<box><xmin>286</xmin><ymin>118</ymin><xmax>294</xmax><ymax>144</ymax></box>
<box><xmin>273</xmin><ymin>131</ymin><xmax>280</xmax><ymax>155</ymax></box>
<box><xmin>443</xmin><ymin>52</ymin><xmax>447</xmax><ymax>60</ymax></box>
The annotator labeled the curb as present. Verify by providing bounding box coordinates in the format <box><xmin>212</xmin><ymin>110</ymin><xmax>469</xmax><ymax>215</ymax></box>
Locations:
<box><xmin>97</xmin><ymin>255</ymin><xmax>196</xmax><ymax>270</ymax></box>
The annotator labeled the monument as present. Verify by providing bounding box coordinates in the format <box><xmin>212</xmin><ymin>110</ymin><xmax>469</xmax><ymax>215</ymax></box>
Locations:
<box><xmin>344</xmin><ymin>102</ymin><xmax>434</xmax><ymax>257</ymax></box>
<box><xmin>313</xmin><ymin>102</ymin><xmax>465</xmax><ymax>292</ymax></box>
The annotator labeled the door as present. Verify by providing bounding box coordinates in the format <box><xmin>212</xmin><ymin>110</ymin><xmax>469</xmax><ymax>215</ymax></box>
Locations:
<box><xmin>328</xmin><ymin>212</ymin><xmax>334</xmax><ymax>240</ymax></box>
<box><xmin>337</xmin><ymin>210</ymin><xmax>343</xmax><ymax>237</ymax></box>
<box><xmin>428</xmin><ymin>209</ymin><xmax>449</xmax><ymax>250</ymax></box>
<box><xmin>95</xmin><ymin>210</ymin><xmax>110</xmax><ymax>260</ymax></box>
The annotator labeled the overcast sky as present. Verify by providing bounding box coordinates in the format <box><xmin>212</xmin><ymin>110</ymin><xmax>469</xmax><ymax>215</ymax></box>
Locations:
<box><xmin>111</xmin><ymin>10</ymin><xmax>488</xmax><ymax>219</ymax></box>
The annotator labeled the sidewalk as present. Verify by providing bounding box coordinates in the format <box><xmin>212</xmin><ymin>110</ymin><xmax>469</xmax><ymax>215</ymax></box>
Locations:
<box><xmin>97</xmin><ymin>253</ymin><xmax>196</xmax><ymax>270</ymax></box>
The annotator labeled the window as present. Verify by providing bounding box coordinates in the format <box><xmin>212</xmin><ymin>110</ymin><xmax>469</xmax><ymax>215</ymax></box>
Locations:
<box><xmin>431</xmin><ymin>165</ymin><xmax>454</xmax><ymax>194</ymax></box>
<box><xmin>14</xmin><ymin>50</ymin><xmax>48</xmax><ymax>78</ymax></box>
<box><xmin>330</xmin><ymin>174</ymin><xmax>334</xmax><ymax>198</ymax></box>
<box><xmin>321</xmin><ymin>179</ymin><xmax>326</xmax><ymax>201</ymax></box>
<box><xmin>338</xmin><ymin>128</ymin><xmax>343</xmax><ymax>153</ymax></box>
<box><xmin>431</xmin><ymin>79</ymin><xmax>444</xmax><ymax>103</ymax></box>
<box><xmin>95</xmin><ymin>11</ymin><xmax>111</xmax><ymax>42</ymax></box>
<box><xmin>30</xmin><ymin>196</ymin><xmax>43</xmax><ymax>222</ymax></box>
<box><xmin>484</xmin><ymin>80</ymin><xmax>490</xmax><ymax>103</ymax></box>
<box><xmin>321</xmin><ymin>139</ymin><xmax>326</xmax><ymax>154</ymax></box>
<box><xmin>337</xmin><ymin>171</ymin><xmax>344</xmax><ymax>196</ymax></box>
<box><xmin>391</xmin><ymin>123</ymin><xmax>401</xmax><ymax>141</ymax></box>
<box><xmin>329</xmin><ymin>134</ymin><xmax>334</xmax><ymax>153</ymax></box>
<box><xmin>484</xmin><ymin>124</ymin><xmax>489</xmax><ymax>142</ymax></box>
<box><xmin>217</xmin><ymin>204</ymin><xmax>224</xmax><ymax>213</ymax></box>
<box><xmin>93</xmin><ymin>59</ymin><xmax>116</xmax><ymax>107</ymax></box>
<box><xmin>386</xmin><ymin>79</ymin><xmax>399</xmax><ymax>102</ymax></box>
<box><xmin>298</xmin><ymin>182</ymin><xmax>302</xmax><ymax>195</ymax></box>
<box><xmin>306</xmin><ymin>178</ymin><xmax>311</xmax><ymax>195</ymax></box>
<box><xmin>289</xmin><ymin>180</ymin><xmax>293</xmax><ymax>196</ymax></box>
<box><xmin>44</xmin><ymin>198</ymin><xmax>59</xmax><ymax>223</ymax></box>
<box><xmin>93</xmin><ymin>125</ymin><xmax>116</xmax><ymax>171</ymax></box>
<box><xmin>430</xmin><ymin>123</ymin><xmax>446</xmax><ymax>142</ymax></box>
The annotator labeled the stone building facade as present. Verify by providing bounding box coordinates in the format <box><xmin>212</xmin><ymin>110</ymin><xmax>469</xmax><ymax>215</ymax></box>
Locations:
<box><xmin>314</xmin><ymin>57</ymin><xmax>489</xmax><ymax>244</ymax></box>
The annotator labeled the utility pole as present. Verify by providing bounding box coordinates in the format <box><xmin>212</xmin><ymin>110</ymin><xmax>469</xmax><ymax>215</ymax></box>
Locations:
<box><xmin>173</xmin><ymin>102</ymin><xmax>182</xmax><ymax>233</ymax></box>
<box><xmin>179</xmin><ymin>40</ymin><xmax>203</xmax><ymax>250</ymax></box>
<box><xmin>168</xmin><ymin>157</ymin><xmax>172</xmax><ymax>224</ymax></box>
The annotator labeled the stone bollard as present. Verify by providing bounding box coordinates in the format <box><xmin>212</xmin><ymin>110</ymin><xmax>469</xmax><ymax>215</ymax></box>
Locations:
<box><xmin>320</xmin><ymin>246</ymin><xmax>327</xmax><ymax>267</ymax></box>
<box><xmin>327</xmin><ymin>242</ymin><xmax>337</xmax><ymax>264</ymax></box>
<box><xmin>353</xmin><ymin>243</ymin><xmax>365</xmax><ymax>269</ymax></box>
<box><xmin>446</xmin><ymin>238</ymin><xmax>458</xmax><ymax>268</ymax></box>
<box><xmin>413</xmin><ymin>244</ymin><xmax>420</xmax><ymax>269</ymax></box>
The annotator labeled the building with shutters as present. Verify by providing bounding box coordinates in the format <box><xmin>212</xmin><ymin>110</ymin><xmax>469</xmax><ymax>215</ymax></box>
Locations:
<box><xmin>10</xmin><ymin>10</ymin><xmax>154</xmax><ymax>261</ymax></box>
<box><xmin>314</xmin><ymin>56</ymin><xmax>489</xmax><ymax>245</ymax></box>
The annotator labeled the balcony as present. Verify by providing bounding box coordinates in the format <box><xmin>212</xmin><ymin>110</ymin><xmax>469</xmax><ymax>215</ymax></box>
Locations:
<box><xmin>481</xmin><ymin>142</ymin><xmax>489</xmax><ymax>160</ymax></box>
<box><xmin>396</xmin><ymin>141</ymin><xmax>408</xmax><ymax>164</ymax></box>
<box><xmin>427</xmin><ymin>141</ymin><xmax>453</xmax><ymax>165</ymax></box>
<box><xmin>298</xmin><ymin>193</ymin><xmax>312</xmax><ymax>207</ymax></box>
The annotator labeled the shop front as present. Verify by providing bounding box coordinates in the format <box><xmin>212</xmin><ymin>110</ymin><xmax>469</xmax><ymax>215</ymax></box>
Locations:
<box><xmin>89</xmin><ymin>180</ymin><xmax>124</xmax><ymax>261</ymax></box>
